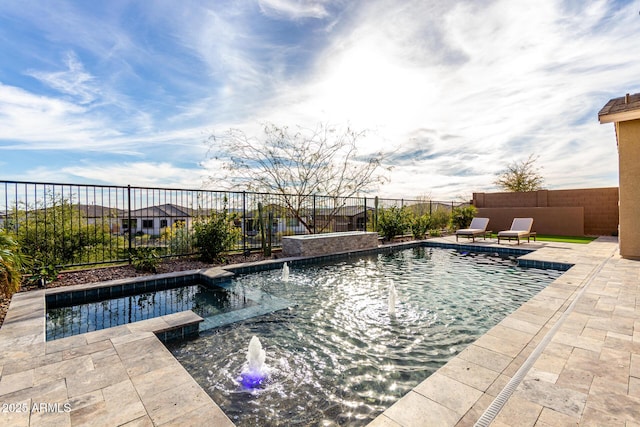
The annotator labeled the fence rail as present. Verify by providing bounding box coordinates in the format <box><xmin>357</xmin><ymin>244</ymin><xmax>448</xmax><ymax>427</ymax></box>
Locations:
<box><xmin>0</xmin><ymin>180</ymin><xmax>466</xmax><ymax>270</ymax></box>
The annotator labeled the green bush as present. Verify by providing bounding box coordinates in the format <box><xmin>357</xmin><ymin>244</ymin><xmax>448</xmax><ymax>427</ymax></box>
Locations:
<box><xmin>193</xmin><ymin>210</ymin><xmax>240</xmax><ymax>262</ymax></box>
<box><xmin>378</xmin><ymin>206</ymin><xmax>412</xmax><ymax>241</ymax></box>
<box><xmin>411</xmin><ymin>214</ymin><xmax>431</xmax><ymax>240</ymax></box>
<box><xmin>28</xmin><ymin>261</ymin><xmax>58</xmax><ymax>287</ymax></box>
<box><xmin>14</xmin><ymin>192</ymin><xmax>122</xmax><ymax>270</ymax></box>
<box><xmin>450</xmin><ymin>206</ymin><xmax>478</xmax><ymax>230</ymax></box>
<box><xmin>0</xmin><ymin>232</ymin><xmax>29</xmax><ymax>297</ymax></box>
<box><xmin>161</xmin><ymin>223</ymin><xmax>193</xmax><ymax>255</ymax></box>
<box><xmin>429</xmin><ymin>208</ymin><xmax>451</xmax><ymax>231</ymax></box>
<box><xmin>130</xmin><ymin>247</ymin><xmax>160</xmax><ymax>273</ymax></box>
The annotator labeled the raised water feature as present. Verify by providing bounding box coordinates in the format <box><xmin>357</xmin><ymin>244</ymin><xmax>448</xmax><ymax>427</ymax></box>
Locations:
<box><xmin>281</xmin><ymin>231</ymin><xmax>379</xmax><ymax>257</ymax></box>
<box><xmin>167</xmin><ymin>247</ymin><xmax>562</xmax><ymax>426</ymax></box>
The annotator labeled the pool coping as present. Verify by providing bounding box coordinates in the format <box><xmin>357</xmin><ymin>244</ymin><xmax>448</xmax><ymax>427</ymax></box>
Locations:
<box><xmin>2</xmin><ymin>235</ymin><xmax>637</xmax><ymax>426</ymax></box>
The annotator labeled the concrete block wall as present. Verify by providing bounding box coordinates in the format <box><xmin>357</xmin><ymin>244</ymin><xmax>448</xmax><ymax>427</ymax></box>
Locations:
<box><xmin>473</xmin><ymin>187</ymin><xmax>618</xmax><ymax>236</ymax></box>
<box><xmin>476</xmin><ymin>207</ymin><xmax>584</xmax><ymax>236</ymax></box>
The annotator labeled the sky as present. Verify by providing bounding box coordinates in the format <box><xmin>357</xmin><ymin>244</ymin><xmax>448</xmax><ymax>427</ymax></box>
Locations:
<box><xmin>0</xmin><ymin>0</ymin><xmax>639</xmax><ymax>200</ymax></box>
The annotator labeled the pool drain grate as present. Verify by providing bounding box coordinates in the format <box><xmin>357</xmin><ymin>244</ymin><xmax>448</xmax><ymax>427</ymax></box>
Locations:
<box><xmin>473</xmin><ymin>246</ymin><xmax>617</xmax><ymax>427</ymax></box>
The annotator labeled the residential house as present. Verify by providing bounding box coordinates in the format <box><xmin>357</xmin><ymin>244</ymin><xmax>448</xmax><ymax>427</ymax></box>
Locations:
<box><xmin>313</xmin><ymin>205</ymin><xmax>372</xmax><ymax>232</ymax></box>
<box><xmin>124</xmin><ymin>204</ymin><xmax>203</xmax><ymax>236</ymax></box>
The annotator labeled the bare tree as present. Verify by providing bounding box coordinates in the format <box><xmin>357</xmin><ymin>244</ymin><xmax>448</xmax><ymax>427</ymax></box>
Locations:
<box><xmin>203</xmin><ymin>123</ymin><xmax>389</xmax><ymax>233</ymax></box>
<box><xmin>493</xmin><ymin>154</ymin><xmax>545</xmax><ymax>192</ymax></box>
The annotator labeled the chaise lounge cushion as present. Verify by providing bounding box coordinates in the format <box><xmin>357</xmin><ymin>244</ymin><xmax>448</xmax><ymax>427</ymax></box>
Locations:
<box><xmin>497</xmin><ymin>218</ymin><xmax>534</xmax><ymax>243</ymax></box>
<box><xmin>456</xmin><ymin>217</ymin><xmax>490</xmax><ymax>241</ymax></box>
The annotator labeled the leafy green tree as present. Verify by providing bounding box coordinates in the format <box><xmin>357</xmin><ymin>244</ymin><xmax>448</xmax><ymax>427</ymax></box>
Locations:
<box><xmin>377</xmin><ymin>206</ymin><xmax>412</xmax><ymax>241</ymax></box>
<box><xmin>193</xmin><ymin>209</ymin><xmax>240</xmax><ymax>262</ymax></box>
<box><xmin>494</xmin><ymin>154</ymin><xmax>545</xmax><ymax>192</ymax></box>
<box><xmin>0</xmin><ymin>232</ymin><xmax>28</xmax><ymax>297</ymax></box>
<box><xmin>14</xmin><ymin>192</ymin><xmax>123</xmax><ymax>271</ymax></box>
<box><xmin>410</xmin><ymin>214</ymin><xmax>431</xmax><ymax>240</ymax></box>
<box><xmin>450</xmin><ymin>206</ymin><xmax>478</xmax><ymax>230</ymax></box>
<box><xmin>429</xmin><ymin>207</ymin><xmax>451</xmax><ymax>231</ymax></box>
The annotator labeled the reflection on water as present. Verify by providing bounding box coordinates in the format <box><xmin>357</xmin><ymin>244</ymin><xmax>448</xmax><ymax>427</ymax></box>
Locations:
<box><xmin>167</xmin><ymin>247</ymin><xmax>562</xmax><ymax>426</ymax></box>
<box><xmin>46</xmin><ymin>283</ymin><xmax>255</xmax><ymax>340</ymax></box>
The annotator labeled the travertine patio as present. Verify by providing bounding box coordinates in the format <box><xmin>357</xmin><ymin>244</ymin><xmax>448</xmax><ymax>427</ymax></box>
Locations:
<box><xmin>1</xmin><ymin>236</ymin><xmax>638</xmax><ymax>426</ymax></box>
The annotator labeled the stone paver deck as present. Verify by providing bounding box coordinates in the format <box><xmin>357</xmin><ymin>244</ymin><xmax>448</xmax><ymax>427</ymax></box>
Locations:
<box><xmin>1</xmin><ymin>236</ymin><xmax>639</xmax><ymax>426</ymax></box>
<box><xmin>371</xmin><ymin>236</ymin><xmax>640</xmax><ymax>426</ymax></box>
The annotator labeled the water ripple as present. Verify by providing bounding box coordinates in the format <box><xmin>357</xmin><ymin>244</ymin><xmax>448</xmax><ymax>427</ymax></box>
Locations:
<box><xmin>167</xmin><ymin>247</ymin><xmax>561</xmax><ymax>426</ymax></box>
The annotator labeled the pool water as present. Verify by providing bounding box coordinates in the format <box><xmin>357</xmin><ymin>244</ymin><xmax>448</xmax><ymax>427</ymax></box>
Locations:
<box><xmin>46</xmin><ymin>283</ymin><xmax>256</xmax><ymax>340</ymax></box>
<box><xmin>166</xmin><ymin>247</ymin><xmax>563</xmax><ymax>426</ymax></box>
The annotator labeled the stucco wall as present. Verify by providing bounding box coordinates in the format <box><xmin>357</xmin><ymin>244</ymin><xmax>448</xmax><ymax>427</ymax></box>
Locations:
<box><xmin>473</xmin><ymin>187</ymin><xmax>618</xmax><ymax>236</ymax></box>
<box><xmin>618</xmin><ymin>120</ymin><xmax>640</xmax><ymax>259</ymax></box>
<box><xmin>476</xmin><ymin>207</ymin><xmax>584</xmax><ymax>236</ymax></box>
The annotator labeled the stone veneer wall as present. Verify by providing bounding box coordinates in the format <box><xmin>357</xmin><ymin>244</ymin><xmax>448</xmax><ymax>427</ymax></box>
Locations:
<box><xmin>473</xmin><ymin>187</ymin><xmax>618</xmax><ymax>236</ymax></box>
<box><xmin>282</xmin><ymin>232</ymin><xmax>379</xmax><ymax>257</ymax></box>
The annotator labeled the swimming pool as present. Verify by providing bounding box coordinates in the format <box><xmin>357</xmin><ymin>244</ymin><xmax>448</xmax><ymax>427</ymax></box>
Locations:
<box><xmin>46</xmin><ymin>282</ymin><xmax>256</xmax><ymax>340</ymax></box>
<box><xmin>166</xmin><ymin>247</ymin><xmax>562</xmax><ymax>426</ymax></box>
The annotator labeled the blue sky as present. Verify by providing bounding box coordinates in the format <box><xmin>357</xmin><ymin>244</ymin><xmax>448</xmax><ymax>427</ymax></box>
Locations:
<box><xmin>0</xmin><ymin>0</ymin><xmax>638</xmax><ymax>199</ymax></box>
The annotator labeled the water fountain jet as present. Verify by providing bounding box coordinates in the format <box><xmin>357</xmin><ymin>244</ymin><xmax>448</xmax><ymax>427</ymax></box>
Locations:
<box><xmin>388</xmin><ymin>281</ymin><xmax>397</xmax><ymax>316</ymax></box>
<box><xmin>240</xmin><ymin>336</ymin><xmax>268</xmax><ymax>388</ymax></box>
<box><xmin>282</xmin><ymin>262</ymin><xmax>290</xmax><ymax>282</ymax></box>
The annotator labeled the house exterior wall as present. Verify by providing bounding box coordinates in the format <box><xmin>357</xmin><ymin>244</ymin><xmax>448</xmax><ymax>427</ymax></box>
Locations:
<box><xmin>617</xmin><ymin>119</ymin><xmax>640</xmax><ymax>259</ymax></box>
<box><xmin>473</xmin><ymin>187</ymin><xmax>618</xmax><ymax>236</ymax></box>
<box><xmin>125</xmin><ymin>216</ymin><xmax>191</xmax><ymax>236</ymax></box>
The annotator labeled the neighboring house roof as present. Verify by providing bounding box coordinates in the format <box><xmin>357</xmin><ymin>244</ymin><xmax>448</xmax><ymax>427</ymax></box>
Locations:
<box><xmin>599</xmin><ymin>92</ymin><xmax>640</xmax><ymax>123</ymax></box>
<box><xmin>76</xmin><ymin>204</ymin><xmax>125</xmax><ymax>218</ymax></box>
<box><xmin>129</xmin><ymin>203</ymin><xmax>199</xmax><ymax>217</ymax></box>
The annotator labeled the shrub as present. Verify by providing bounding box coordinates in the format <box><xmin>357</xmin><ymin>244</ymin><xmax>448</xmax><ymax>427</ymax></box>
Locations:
<box><xmin>28</xmin><ymin>261</ymin><xmax>58</xmax><ymax>287</ymax></box>
<box><xmin>411</xmin><ymin>214</ymin><xmax>431</xmax><ymax>240</ymax></box>
<box><xmin>130</xmin><ymin>247</ymin><xmax>160</xmax><ymax>273</ymax></box>
<box><xmin>429</xmin><ymin>207</ymin><xmax>451</xmax><ymax>231</ymax></box>
<box><xmin>162</xmin><ymin>223</ymin><xmax>193</xmax><ymax>255</ymax></box>
<box><xmin>0</xmin><ymin>232</ymin><xmax>29</xmax><ymax>297</ymax></box>
<box><xmin>14</xmin><ymin>192</ymin><xmax>121</xmax><ymax>270</ymax></box>
<box><xmin>378</xmin><ymin>206</ymin><xmax>412</xmax><ymax>241</ymax></box>
<box><xmin>450</xmin><ymin>206</ymin><xmax>478</xmax><ymax>230</ymax></box>
<box><xmin>193</xmin><ymin>210</ymin><xmax>240</xmax><ymax>262</ymax></box>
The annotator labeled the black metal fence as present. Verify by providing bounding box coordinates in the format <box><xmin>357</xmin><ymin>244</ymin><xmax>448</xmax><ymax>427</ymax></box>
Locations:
<box><xmin>0</xmin><ymin>180</ymin><xmax>466</xmax><ymax>269</ymax></box>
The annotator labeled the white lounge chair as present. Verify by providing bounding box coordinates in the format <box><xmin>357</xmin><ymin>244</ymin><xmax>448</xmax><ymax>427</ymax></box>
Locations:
<box><xmin>497</xmin><ymin>218</ymin><xmax>534</xmax><ymax>245</ymax></box>
<box><xmin>455</xmin><ymin>217</ymin><xmax>490</xmax><ymax>242</ymax></box>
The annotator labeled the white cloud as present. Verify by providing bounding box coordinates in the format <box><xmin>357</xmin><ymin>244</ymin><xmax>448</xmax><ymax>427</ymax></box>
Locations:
<box><xmin>27</xmin><ymin>51</ymin><xmax>100</xmax><ymax>104</ymax></box>
<box><xmin>56</xmin><ymin>161</ymin><xmax>205</xmax><ymax>189</ymax></box>
<box><xmin>258</xmin><ymin>0</ymin><xmax>331</xmax><ymax>20</ymax></box>
<box><xmin>0</xmin><ymin>83</ymin><xmax>118</xmax><ymax>146</ymax></box>
<box><xmin>2</xmin><ymin>0</ymin><xmax>638</xmax><ymax>199</ymax></box>
<box><xmin>239</xmin><ymin>0</ymin><xmax>639</xmax><ymax>198</ymax></box>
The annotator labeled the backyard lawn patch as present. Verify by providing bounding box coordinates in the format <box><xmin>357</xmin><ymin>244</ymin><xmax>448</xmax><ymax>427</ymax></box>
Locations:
<box><xmin>533</xmin><ymin>235</ymin><xmax>597</xmax><ymax>244</ymax></box>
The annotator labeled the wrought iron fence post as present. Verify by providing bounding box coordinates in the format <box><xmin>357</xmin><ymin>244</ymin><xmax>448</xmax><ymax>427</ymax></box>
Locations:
<box><xmin>242</xmin><ymin>191</ymin><xmax>247</xmax><ymax>254</ymax></box>
<box><xmin>363</xmin><ymin>196</ymin><xmax>367</xmax><ymax>231</ymax></box>
<box><xmin>127</xmin><ymin>185</ymin><xmax>132</xmax><ymax>263</ymax></box>
<box><xmin>313</xmin><ymin>194</ymin><xmax>316</xmax><ymax>234</ymax></box>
